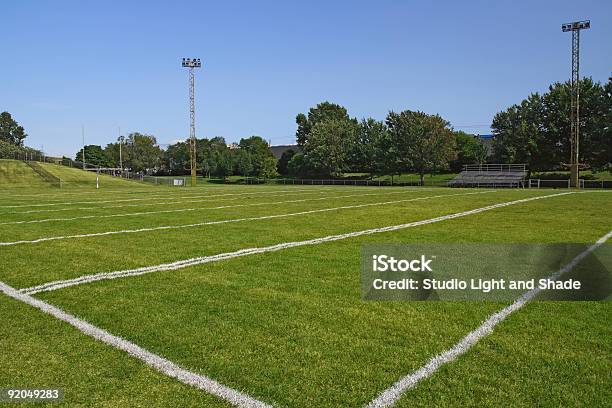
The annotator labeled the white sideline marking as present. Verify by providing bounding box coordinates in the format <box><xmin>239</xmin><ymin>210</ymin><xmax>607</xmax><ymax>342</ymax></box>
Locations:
<box><xmin>365</xmin><ymin>229</ymin><xmax>612</xmax><ymax>408</ymax></box>
<box><xmin>0</xmin><ymin>282</ymin><xmax>271</xmax><ymax>408</ymax></box>
<box><xmin>3</xmin><ymin>191</ymin><xmax>326</xmax><ymax>215</ymax></box>
<box><xmin>3</xmin><ymin>188</ymin><xmax>437</xmax><ymax>215</ymax></box>
<box><xmin>20</xmin><ymin>192</ymin><xmax>571</xmax><ymax>295</ymax></box>
<box><xmin>0</xmin><ymin>189</ymin><xmax>316</xmax><ymax>209</ymax></box>
<box><xmin>0</xmin><ymin>191</ymin><xmax>493</xmax><ymax>247</ymax></box>
<box><xmin>0</xmin><ymin>190</ymin><xmax>459</xmax><ymax>225</ymax></box>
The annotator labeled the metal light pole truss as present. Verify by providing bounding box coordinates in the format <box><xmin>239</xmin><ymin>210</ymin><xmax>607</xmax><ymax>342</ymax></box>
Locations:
<box><xmin>562</xmin><ymin>20</ymin><xmax>590</xmax><ymax>188</ymax></box>
<box><xmin>182</xmin><ymin>57</ymin><xmax>202</xmax><ymax>187</ymax></box>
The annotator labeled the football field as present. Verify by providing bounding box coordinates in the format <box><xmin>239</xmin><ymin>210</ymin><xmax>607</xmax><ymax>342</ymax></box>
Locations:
<box><xmin>1</xmin><ymin>174</ymin><xmax>610</xmax><ymax>407</ymax></box>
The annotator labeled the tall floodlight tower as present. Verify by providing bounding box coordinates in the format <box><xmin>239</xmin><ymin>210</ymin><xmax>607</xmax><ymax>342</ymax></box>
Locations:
<box><xmin>181</xmin><ymin>57</ymin><xmax>202</xmax><ymax>187</ymax></box>
<box><xmin>562</xmin><ymin>20</ymin><xmax>590</xmax><ymax>188</ymax></box>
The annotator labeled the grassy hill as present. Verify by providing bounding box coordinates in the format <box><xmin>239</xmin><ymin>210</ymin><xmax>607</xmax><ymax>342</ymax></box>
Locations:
<box><xmin>38</xmin><ymin>162</ymin><xmax>144</xmax><ymax>189</ymax></box>
<box><xmin>0</xmin><ymin>159</ymin><xmax>146</xmax><ymax>189</ymax></box>
<box><xmin>0</xmin><ymin>159</ymin><xmax>51</xmax><ymax>188</ymax></box>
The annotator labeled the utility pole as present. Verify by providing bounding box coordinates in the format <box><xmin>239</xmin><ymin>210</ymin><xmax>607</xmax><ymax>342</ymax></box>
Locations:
<box><xmin>118</xmin><ymin>127</ymin><xmax>124</xmax><ymax>176</ymax></box>
<box><xmin>562</xmin><ymin>20</ymin><xmax>590</xmax><ymax>188</ymax></box>
<box><xmin>82</xmin><ymin>125</ymin><xmax>86</xmax><ymax>169</ymax></box>
<box><xmin>181</xmin><ymin>57</ymin><xmax>202</xmax><ymax>187</ymax></box>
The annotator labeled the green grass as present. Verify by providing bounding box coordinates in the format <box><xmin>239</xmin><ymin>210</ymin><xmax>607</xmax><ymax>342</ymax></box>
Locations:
<box><xmin>0</xmin><ymin>179</ymin><xmax>610</xmax><ymax>407</ymax></box>
<box><xmin>0</xmin><ymin>159</ymin><xmax>52</xmax><ymax>188</ymax></box>
<box><xmin>37</xmin><ymin>162</ymin><xmax>146</xmax><ymax>189</ymax></box>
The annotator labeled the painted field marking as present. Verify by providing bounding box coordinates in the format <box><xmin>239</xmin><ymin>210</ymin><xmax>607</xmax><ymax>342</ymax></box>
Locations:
<box><xmin>365</xmin><ymin>229</ymin><xmax>612</xmax><ymax>408</ymax></box>
<box><xmin>0</xmin><ymin>185</ymin><xmax>429</xmax><ymax>208</ymax></box>
<box><xmin>0</xmin><ymin>191</ymin><xmax>494</xmax><ymax>247</ymax></box>
<box><xmin>0</xmin><ymin>189</ymin><xmax>318</xmax><ymax>209</ymax></box>
<box><xmin>20</xmin><ymin>192</ymin><xmax>571</xmax><ymax>295</ymax></box>
<box><xmin>0</xmin><ymin>282</ymin><xmax>271</xmax><ymax>408</ymax></box>
<box><xmin>2</xmin><ymin>188</ymin><xmax>440</xmax><ymax>215</ymax></box>
<box><xmin>0</xmin><ymin>189</ymin><xmax>464</xmax><ymax>226</ymax></box>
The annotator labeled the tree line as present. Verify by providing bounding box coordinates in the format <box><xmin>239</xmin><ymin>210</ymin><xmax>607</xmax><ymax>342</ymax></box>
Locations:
<box><xmin>75</xmin><ymin>134</ymin><xmax>278</xmax><ymax>178</ymax></box>
<box><xmin>281</xmin><ymin>102</ymin><xmax>483</xmax><ymax>184</ymax></box>
<box><xmin>4</xmin><ymin>76</ymin><xmax>609</xmax><ymax>180</ymax></box>
<box><xmin>491</xmin><ymin>77</ymin><xmax>611</xmax><ymax>172</ymax></box>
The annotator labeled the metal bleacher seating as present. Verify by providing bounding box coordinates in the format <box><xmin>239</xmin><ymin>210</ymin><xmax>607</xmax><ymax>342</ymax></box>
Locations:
<box><xmin>448</xmin><ymin>164</ymin><xmax>527</xmax><ymax>187</ymax></box>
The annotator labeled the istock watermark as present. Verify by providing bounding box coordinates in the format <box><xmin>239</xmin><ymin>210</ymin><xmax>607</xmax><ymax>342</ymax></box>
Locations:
<box><xmin>361</xmin><ymin>244</ymin><xmax>611</xmax><ymax>301</ymax></box>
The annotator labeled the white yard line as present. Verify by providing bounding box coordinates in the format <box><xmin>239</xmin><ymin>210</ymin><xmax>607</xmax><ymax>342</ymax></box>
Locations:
<box><xmin>0</xmin><ymin>281</ymin><xmax>271</xmax><ymax>408</ymax></box>
<box><xmin>0</xmin><ymin>190</ymin><xmax>464</xmax><ymax>225</ymax></box>
<box><xmin>365</xmin><ymin>229</ymin><xmax>612</xmax><ymax>408</ymax></box>
<box><xmin>0</xmin><ymin>189</ymin><xmax>317</xmax><ymax>209</ymax></box>
<box><xmin>2</xmin><ymin>188</ymin><xmax>439</xmax><ymax>214</ymax></box>
<box><xmin>0</xmin><ymin>191</ymin><xmax>494</xmax><ymax>247</ymax></box>
<box><xmin>20</xmin><ymin>192</ymin><xmax>572</xmax><ymax>295</ymax></box>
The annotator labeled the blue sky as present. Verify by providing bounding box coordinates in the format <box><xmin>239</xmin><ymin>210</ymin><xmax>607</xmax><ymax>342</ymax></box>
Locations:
<box><xmin>2</xmin><ymin>0</ymin><xmax>611</xmax><ymax>157</ymax></box>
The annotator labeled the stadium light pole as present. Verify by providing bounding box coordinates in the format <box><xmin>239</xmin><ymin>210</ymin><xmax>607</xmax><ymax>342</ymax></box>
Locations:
<box><xmin>562</xmin><ymin>20</ymin><xmax>590</xmax><ymax>188</ymax></box>
<box><xmin>181</xmin><ymin>57</ymin><xmax>202</xmax><ymax>187</ymax></box>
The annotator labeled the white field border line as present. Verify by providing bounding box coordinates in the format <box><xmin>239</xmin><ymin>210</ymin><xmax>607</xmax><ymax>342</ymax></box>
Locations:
<box><xmin>0</xmin><ymin>189</ymin><xmax>319</xmax><ymax>209</ymax></box>
<box><xmin>365</xmin><ymin>228</ymin><xmax>612</xmax><ymax>408</ymax></box>
<box><xmin>3</xmin><ymin>190</ymin><xmax>333</xmax><ymax>215</ymax></box>
<box><xmin>2</xmin><ymin>188</ymin><xmax>442</xmax><ymax>215</ymax></box>
<box><xmin>0</xmin><ymin>185</ymin><xmax>428</xmax><ymax>199</ymax></box>
<box><xmin>0</xmin><ymin>191</ymin><xmax>494</xmax><ymax>247</ymax></box>
<box><xmin>0</xmin><ymin>186</ymin><xmax>437</xmax><ymax>209</ymax></box>
<box><xmin>0</xmin><ymin>282</ymin><xmax>271</xmax><ymax>408</ymax></box>
<box><xmin>0</xmin><ymin>189</ymin><xmax>469</xmax><ymax>225</ymax></box>
<box><xmin>20</xmin><ymin>192</ymin><xmax>571</xmax><ymax>295</ymax></box>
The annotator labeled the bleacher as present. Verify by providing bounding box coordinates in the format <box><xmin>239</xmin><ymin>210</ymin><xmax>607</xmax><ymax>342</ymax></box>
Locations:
<box><xmin>448</xmin><ymin>164</ymin><xmax>527</xmax><ymax>187</ymax></box>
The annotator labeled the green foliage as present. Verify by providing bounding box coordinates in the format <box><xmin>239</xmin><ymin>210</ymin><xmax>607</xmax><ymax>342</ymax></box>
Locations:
<box><xmin>354</xmin><ymin>118</ymin><xmax>389</xmax><ymax>175</ymax></box>
<box><xmin>492</xmin><ymin>77</ymin><xmax>611</xmax><ymax>172</ymax></box>
<box><xmin>451</xmin><ymin>131</ymin><xmax>488</xmax><ymax>171</ymax></box>
<box><xmin>293</xmin><ymin>103</ymin><xmax>457</xmax><ymax>181</ymax></box>
<box><xmin>125</xmin><ymin>133</ymin><xmax>163</xmax><ymax>173</ymax></box>
<box><xmin>74</xmin><ymin>145</ymin><xmax>113</xmax><ymax>168</ymax></box>
<box><xmin>238</xmin><ymin>136</ymin><xmax>276</xmax><ymax>177</ymax></box>
<box><xmin>259</xmin><ymin>156</ymin><xmax>279</xmax><ymax>178</ymax></box>
<box><xmin>233</xmin><ymin>148</ymin><xmax>253</xmax><ymax>176</ymax></box>
<box><xmin>296</xmin><ymin>102</ymin><xmax>351</xmax><ymax>147</ymax></box>
<box><xmin>386</xmin><ymin>110</ymin><xmax>456</xmax><ymax>184</ymax></box>
<box><xmin>0</xmin><ymin>140</ymin><xmax>41</xmax><ymax>159</ymax></box>
<box><xmin>276</xmin><ymin>149</ymin><xmax>296</xmax><ymax>175</ymax></box>
<box><xmin>165</xmin><ymin>141</ymin><xmax>189</xmax><ymax>174</ymax></box>
<box><xmin>0</xmin><ymin>112</ymin><xmax>27</xmax><ymax>146</ymax></box>
<box><xmin>304</xmin><ymin>119</ymin><xmax>357</xmax><ymax>177</ymax></box>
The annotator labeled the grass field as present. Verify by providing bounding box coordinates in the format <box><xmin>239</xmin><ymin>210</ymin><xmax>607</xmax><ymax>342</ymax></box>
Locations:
<box><xmin>0</xmin><ymin>165</ymin><xmax>610</xmax><ymax>407</ymax></box>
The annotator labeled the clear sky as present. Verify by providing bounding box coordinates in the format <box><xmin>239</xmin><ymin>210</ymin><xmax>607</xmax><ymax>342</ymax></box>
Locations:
<box><xmin>2</xmin><ymin>0</ymin><xmax>611</xmax><ymax>157</ymax></box>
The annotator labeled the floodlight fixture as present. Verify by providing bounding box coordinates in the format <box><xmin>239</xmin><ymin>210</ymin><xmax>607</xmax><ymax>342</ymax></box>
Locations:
<box><xmin>561</xmin><ymin>20</ymin><xmax>590</xmax><ymax>188</ymax></box>
<box><xmin>181</xmin><ymin>57</ymin><xmax>202</xmax><ymax>187</ymax></box>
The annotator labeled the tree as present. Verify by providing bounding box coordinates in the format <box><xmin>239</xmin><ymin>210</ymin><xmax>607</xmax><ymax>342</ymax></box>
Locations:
<box><xmin>0</xmin><ymin>112</ymin><xmax>27</xmax><ymax>146</ymax></box>
<box><xmin>303</xmin><ymin>119</ymin><xmax>356</xmax><ymax>177</ymax></box>
<box><xmin>238</xmin><ymin>136</ymin><xmax>275</xmax><ymax>176</ymax></box>
<box><xmin>296</xmin><ymin>102</ymin><xmax>351</xmax><ymax>147</ymax></box>
<box><xmin>352</xmin><ymin>118</ymin><xmax>387</xmax><ymax>175</ymax></box>
<box><xmin>123</xmin><ymin>133</ymin><xmax>163</xmax><ymax>173</ymax></box>
<box><xmin>492</xmin><ymin>77</ymin><xmax>611</xmax><ymax>172</ymax></box>
<box><xmin>233</xmin><ymin>148</ymin><xmax>253</xmax><ymax>176</ymax></box>
<box><xmin>386</xmin><ymin>110</ymin><xmax>456</xmax><ymax>185</ymax></box>
<box><xmin>491</xmin><ymin>94</ymin><xmax>544</xmax><ymax>171</ymax></box>
<box><xmin>165</xmin><ymin>141</ymin><xmax>190</xmax><ymax>174</ymax></box>
<box><xmin>287</xmin><ymin>152</ymin><xmax>309</xmax><ymax>178</ymax></box>
<box><xmin>277</xmin><ymin>149</ymin><xmax>296</xmax><ymax>175</ymax></box>
<box><xmin>206</xmin><ymin>137</ymin><xmax>233</xmax><ymax>179</ymax></box>
<box><xmin>259</xmin><ymin>156</ymin><xmax>279</xmax><ymax>178</ymax></box>
<box><xmin>75</xmin><ymin>145</ymin><xmax>113</xmax><ymax>167</ymax></box>
<box><xmin>451</xmin><ymin>131</ymin><xmax>488</xmax><ymax>171</ymax></box>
